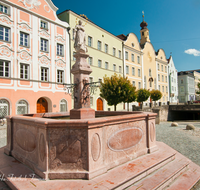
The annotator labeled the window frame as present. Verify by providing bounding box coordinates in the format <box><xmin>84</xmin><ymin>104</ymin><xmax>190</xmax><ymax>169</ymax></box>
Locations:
<box><xmin>105</xmin><ymin>44</ymin><xmax>108</xmax><ymax>53</ymax></box>
<box><xmin>138</xmin><ymin>69</ymin><xmax>141</xmax><ymax>77</ymax></box>
<box><xmin>98</xmin><ymin>59</ymin><xmax>102</xmax><ymax>68</ymax></box>
<box><xmin>40</xmin><ymin>20</ymin><xmax>48</xmax><ymax>30</ymax></box>
<box><xmin>88</xmin><ymin>36</ymin><xmax>92</xmax><ymax>47</ymax></box>
<box><xmin>88</xmin><ymin>57</ymin><xmax>93</xmax><ymax>65</ymax></box>
<box><xmin>57</xmin><ymin>70</ymin><xmax>64</xmax><ymax>83</ymax></box>
<box><xmin>40</xmin><ymin>38</ymin><xmax>49</xmax><ymax>52</ymax></box>
<box><xmin>126</xmin><ymin>65</ymin><xmax>129</xmax><ymax>74</ymax></box>
<box><xmin>0</xmin><ymin>25</ymin><xmax>10</xmax><ymax>42</ymax></box>
<box><xmin>20</xmin><ymin>32</ymin><xmax>29</xmax><ymax>47</ymax></box>
<box><xmin>132</xmin><ymin>54</ymin><xmax>134</xmax><ymax>62</ymax></box>
<box><xmin>0</xmin><ymin>3</ymin><xmax>10</xmax><ymax>15</ymax></box>
<box><xmin>137</xmin><ymin>56</ymin><xmax>140</xmax><ymax>64</ymax></box>
<box><xmin>0</xmin><ymin>60</ymin><xmax>10</xmax><ymax>78</ymax></box>
<box><xmin>113</xmin><ymin>47</ymin><xmax>116</xmax><ymax>56</ymax></box>
<box><xmin>97</xmin><ymin>40</ymin><xmax>102</xmax><ymax>51</ymax></box>
<box><xmin>41</xmin><ymin>67</ymin><xmax>49</xmax><ymax>82</ymax></box>
<box><xmin>20</xmin><ymin>63</ymin><xmax>29</xmax><ymax>80</ymax></box>
<box><xmin>113</xmin><ymin>64</ymin><xmax>116</xmax><ymax>72</ymax></box>
<box><xmin>125</xmin><ymin>51</ymin><xmax>128</xmax><ymax>60</ymax></box>
<box><xmin>105</xmin><ymin>61</ymin><xmax>108</xmax><ymax>70</ymax></box>
<box><xmin>57</xmin><ymin>43</ymin><xmax>64</xmax><ymax>56</ymax></box>
<box><xmin>132</xmin><ymin>67</ymin><xmax>135</xmax><ymax>76</ymax></box>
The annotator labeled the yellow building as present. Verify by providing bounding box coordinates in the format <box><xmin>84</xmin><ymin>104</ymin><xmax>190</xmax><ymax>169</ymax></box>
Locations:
<box><xmin>118</xmin><ymin>17</ymin><xmax>169</xmax><ymax>109</ymax></box>
<box><xmin>58</xmin><ymin>10</ymin><xmax>124</xmax><ymax>111</ymax></box>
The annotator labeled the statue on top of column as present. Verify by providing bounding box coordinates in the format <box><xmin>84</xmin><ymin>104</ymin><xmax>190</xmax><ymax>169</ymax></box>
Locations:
<box><xmin>74</xmin><ymin>20</ymin><xmax>88</xmax><ymax>53</ymax></box>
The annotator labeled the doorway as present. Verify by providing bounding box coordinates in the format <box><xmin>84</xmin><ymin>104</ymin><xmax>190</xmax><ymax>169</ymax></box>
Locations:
<box><xmin>37</xmin><ymin>98</ymin><xmax>48</xmax><ymax>113</ymax></box>
<box><xmin>96</xmin><ymin>98</ymin><xmax>103</xmax><ymax>111</ymax></box>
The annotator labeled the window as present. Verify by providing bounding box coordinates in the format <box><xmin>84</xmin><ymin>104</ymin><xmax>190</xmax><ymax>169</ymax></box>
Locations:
<box><xmin>126</xmin><ymin>65</ymin><xmax>129</xmax><ymax>74</ymax></box>
<box><xmin>113</xmin><ymin>64</ymin><xmax>116</xmax><ymax>71</ymax></box>
<box><xmin>132</xmin><ymin>67</ymin><xmax>135</xmax><ymax>76</ymax></box>
<box><xmin>90</xmin><ymin>97</ymin><xmax>93</xmax><ymax>106</ymax></box>
<box><xmin>119</xmin><ymin>50</ymin><xmax>121</xmax><ymax>59</ymax></box>
<box><xmin>163</xmin><ymin>96</ymin><xmax>165</xmax><ymax>101</ymax></box>
<box><xmin>105</xmin><ymin>62</ymin><xmax>108</xmax><ymax>69</ymax></box>
<box><xmin>60</xmin><ymin>99</ymin><xmax>67</xmax><ymax>112</ymax></box>
<box><xmin>162</xmin><ymin>86</ymin><xmax>164</xmax><ymax>92</ymax></box>
<box><xmin>72</xmin><ymin>29</ymin><xmax>75</xmax><ymax>40</ymax></box>
<box><xmin>88</xmin><ymin>57</ymin><xmax>93</xmax><ymax>65</ymax></box>
<box><xmin>138</xmin><ymin>82</ymin><xmax>141</xmax><ymax>89</ymax></box>
<box><xmin>41</xmin><ymin>67</ymin><xmax>48</xmax><ymax>82</ymax></box>
<box><xmin>88</xmin><ymin>36</ymin><xmax>92</xmax><ymax>47</ymax></box>
<box><xmin>0</xmin><ymin>60</ymin><xmax>10</xmax><ymax>77</ymax></box>
<box><xmin>161</xmin><ymin>65</ymin><xmax>163</xmax><ymax>71</ymax></box>
<box><xmin>165</xmin><ymin>66</ymin><xmax>167</xmax><ymax>72</ymax></box>
<box><xmin>57</xmin><ymin>44</ymin><xmax>63</xmax><ymax>56</ymax></box>
<box><xmin>0</xmin><ymin>26</ymin><xmax>10</xmax><ymax>42</ymax></box>
<box><xmin>0</xmin><ymin>99</ymin><xmax>9</xmax><ymax>117</ymax></box>
<box><xmin>144</xmin><ymin>76</ymin><xmax>146</xmax><ymax>88</ymax></box>
<box><xmin>158</xmin><ymin>85</ymin><xmax>160</xmax><ymax>91</ymax></box>
<box><xmin>97</xmin><ymin>41</ymin><xmax>101</xmax><ymax>50</ymax></box>
<box><xmin>17</xmin><ymin>100</ymin><xmax>28</xmax><ymax>115</ymax></box>
<box><xmin>149</xmin><ymin>69</ymin><xmax>151</xmax><ymax>77</ymax></box>
<box><xmin>57</xmin><ymin>70</ymin><xmax>64</xmax><ymax>83</ymax></box>
<box><xmin>40</xmin><ymin>38</ymin><xmax>48</xmax><ymax>52</ymax></box>
<box><xmin>105</xmin><ymin>44</ymin><xmax>108</xmax><ymax>53</ymax></box>
<box><xmin>138</xmin><ymin>69</ymin><xmax>141</xmax><ymax>77</ymax></box>
<box><xmin>40</xmin><ymin>21</ymin><xmax>48</xmax><ymax>30</ymax></box>
<box><xmin>132</xmin><ymin>81</ymin><xmax>135</xmax><ymax>86</ymax></box>
<box><xmin>162</xmin><ymin>75</ymin><xmax>164</xmax><ymax>82</ymax></box>
<box><xmin>137</xmin><ymin>56</ymin><xmax>140</xmax><ymax>64</ymax></box>
<box><xmin>158</xmin><ymin>74</ymin><xmax>160</xmax><ymax>81</ymax></box>
<box><xmin>98</xmin><ymin>60</ymin><xmax>102</xmax><ymax>68</ymax></box>
<box><xmin>154</xmin><ymin>78</ymin><xmax>156</xmax><ymax>89</ymax></box>
<box><xmin>20</xmin><ymin>63</ymin><xmax>29</xmax><ymax>79</ymax></box>
<box><xmin>20</xmin><ymin>32</ymin><xmax>29</xmax><ymax>47</ymax></box>
<box><xmin>113</xmin><ymin>48</ymin><xmax>116</xmax><ymax>56</ymax></box>
<box><xmin>157</xmin><ymin>63</ymin><xmax>160</xmax><ymax>70</ymax></box>
<box><xmin>125</xmin><ymin>51</ymin><xmax>128</xmax><ymax>60</ymax></box>
<box><xmin>181</xmin><ymin>79</ymin><xmax>183</xmax><ymax>84</ymax></box>
<box><xmin>89</xmin><ymin>77</ymin><xmax>93</xmax><ymax>83</ymax></box>
<box><xmin>166</xmin><ymin>86</ymin><xmax>168</xmax><ymax>92</ymax></box>
<box><xmin>73</xmin><ymin>52</ymin><xmax>76</xmax><ymax>61</ymax></box>
<box><xmin>0</xmin><ymin>4</ymin><xmax>9</xmax><ymax>14</ymax></box>
<box><xmin>172</xmin><ymin>77</ymin><xmax>173</xmax><ymax>82</ymax></box>
<box><xmin>165</xmin><ymin>76</ymin><xmax>167</xmax><ymax>82</ymax></box>
<box><xmin>119</xmin><ymin>66</ymin><xmax>122</xmax><ymax>73</ymax></box>
<box><xmin>132</xmin><ymin>54</ymin><xmax>134</xmax><ymax>62</ymax></box>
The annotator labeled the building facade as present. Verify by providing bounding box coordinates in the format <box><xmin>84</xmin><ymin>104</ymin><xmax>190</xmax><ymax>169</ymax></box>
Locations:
<box><xmin>178</xmin><ymin>71</ymin><xmax>195</xmax><ymax>103</ymax></box>
<box><xmin>117</xmin><ymin>17</ymin><xmax>169</xmax><ymax>110</ymax></box>
<box><xmin>168</xmin><ymin>56</ymin><xmax>178</xmax><ymax>103</ymax></box>
<box><xmin>0</xmin><ymin>0</ymin><xmax>71</xmax><ymax>117</ymax></box>
<box><xmin>58</xmin><ymin>10</ymin><xmax>124</xmax><ymax>111</ymax></box>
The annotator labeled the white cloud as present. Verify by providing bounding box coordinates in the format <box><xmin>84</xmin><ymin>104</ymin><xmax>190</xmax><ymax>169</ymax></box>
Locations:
<box><xmin>184</xmin><ymin>49</ymin><xmax>200</xmax><ymax>56</ymax></box>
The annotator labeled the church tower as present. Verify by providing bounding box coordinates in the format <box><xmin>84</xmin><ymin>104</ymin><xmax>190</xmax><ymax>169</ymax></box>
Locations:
<box><xmin>140</xmin><ymin>14</ymin><xmax>150</xmax><ymax>45</ymax></box>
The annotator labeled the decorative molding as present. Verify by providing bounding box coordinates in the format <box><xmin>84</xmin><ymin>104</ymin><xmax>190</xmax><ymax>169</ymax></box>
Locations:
<box><xmin>18</xmin><ymin>50</ymin><xmax>32</xmax><ymax>62</ymax></box>
<box><xmin>0</xmin><ymin>15</ymin><xmax>13</xmax><ymax>27</ymax></box>
<box><xmin>18</xmin><ymin>0</ymin><xmax>41</xmax><ymax>10</ymax></box>
<box><xmin>18</xmin><ymin>23</ymin><xmax>32</xmax><ymax>33</ymax></box>
<box><xmin>39</xmin><ymin>30</ymin><xmax>50</xmax><ymax>39</ymax></box>
<box><xmin>39</xmin><ymin>55</ymin><xmax>51</xmax><ymax>66</ymax></box>
<box><xmin>0</xmin><ymin>45</ymin><xmax>13</xmax><ymax>59</ymax></box>
<box><xmin>44</xmin><ymin>5</ymin><xmax>50</xmax><ymax>13</ymax></box>
<box><xmin>55</xmin><ymin>59</ymin><xmax>66</xmax><ymax>69</ymax></box>
<box><xmin>56</xmin><ymin>35</ymin><xmax>65</xmax><ymax>44</ymax></box>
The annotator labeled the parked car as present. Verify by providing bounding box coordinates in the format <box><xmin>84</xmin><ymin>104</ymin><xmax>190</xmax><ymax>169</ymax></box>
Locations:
<box><xmin>192</xmin><ymin>100</ymin><xmax>200</xmax><ymax>104</ymax></box>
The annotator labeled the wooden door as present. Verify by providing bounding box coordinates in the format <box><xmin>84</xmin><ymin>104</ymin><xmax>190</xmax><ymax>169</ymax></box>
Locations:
<box><xmin>97</xmin><ymin>98</ymin><xmax>103</xmax><ymax>111</ymax></box>
<box><xmin>37</xmin><ymin>98</ymin><xmax>48</xmax><ymax>113</ymax></box>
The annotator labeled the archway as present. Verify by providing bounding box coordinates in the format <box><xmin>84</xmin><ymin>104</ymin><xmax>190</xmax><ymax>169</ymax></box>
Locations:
<box><xmin>96</xmin><ymin>98</ymin><xmax>103</xmax><ymax>111</ymax></box>
<box><xmin>37</xmin><ymin>98</ymin><xmax>48</xmax><ymax>113</ymax></box>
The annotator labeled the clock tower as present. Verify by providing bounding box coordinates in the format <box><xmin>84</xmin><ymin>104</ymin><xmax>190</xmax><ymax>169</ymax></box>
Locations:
<box><xmin>140</xmin><ymin>14</ymin><xmax>150</xmax><ymax>45</ymax></box>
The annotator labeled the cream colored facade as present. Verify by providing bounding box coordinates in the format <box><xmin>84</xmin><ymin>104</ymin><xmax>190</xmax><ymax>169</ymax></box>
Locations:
<box><xmin>58</xmin><ymin>10</ymin><xmax>124</xmax><ymax>111</ymax></box>
<box><xmin>118</xmin><ymin>18</ymin><xmax>169</xmax><ymax>109</ymax></box>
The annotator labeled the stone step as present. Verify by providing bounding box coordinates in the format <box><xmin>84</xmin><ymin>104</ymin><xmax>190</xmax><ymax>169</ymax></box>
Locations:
<box><xmin>165</xmin><ymin>161</ymin><xmax>200</xmax><ymax>190</ymax></box>
<box><xmin>127</xmin><ymin>151</ymin><xmax>190</xmax><ymax>190</ymax></box>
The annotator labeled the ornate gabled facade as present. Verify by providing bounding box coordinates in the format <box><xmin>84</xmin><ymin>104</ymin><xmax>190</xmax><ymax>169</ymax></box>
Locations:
<box><xmin>0</xmin><ymin>0</ymin><xmax>71</xmax><ymax>117</ymax></box>
<box><xmin>118</xmin><ymin>17</ymin><xmax>169</xmax><ymax>110</ymax></box>
<box><xmin>58</xmin><ymin>10</ymin><xmax>124</xmax><ymax>111</ymax></box>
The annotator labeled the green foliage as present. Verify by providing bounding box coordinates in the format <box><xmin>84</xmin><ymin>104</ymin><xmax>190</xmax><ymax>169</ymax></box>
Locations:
<box><xmin>196</xmin><ymin>80</ymin><xmax>200</xmax><ymax>94</ymax></box>
<box><xmin>150</xmin><ymin>89</ymin><xmax>162</xmax><ymax>101</ymax></box>
<box><xmin>136</xmin><ymin>89</ymin><xmax>150</xmax><ymax>103</ymax></box>
<box><xmin>100</xmin><ymin>73</ymin><xmax>137</xmax><ymax>110</ymax></box>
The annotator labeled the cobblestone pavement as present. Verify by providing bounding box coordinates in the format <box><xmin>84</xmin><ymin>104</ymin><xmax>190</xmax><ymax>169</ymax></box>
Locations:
<box><xmin>1</xmin><ymin>122</ymin><xmax>200</xmax><ymax>189</ymax></box>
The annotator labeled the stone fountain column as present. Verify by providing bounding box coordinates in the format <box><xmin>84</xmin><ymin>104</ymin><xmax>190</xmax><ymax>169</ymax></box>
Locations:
<box><xmin>70</xmin><ymin>20</ymin><xmax>95</xmax><ymax>119</ymax></box>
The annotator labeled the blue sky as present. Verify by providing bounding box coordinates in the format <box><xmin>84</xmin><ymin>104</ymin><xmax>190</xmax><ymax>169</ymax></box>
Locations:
<box><xmin>52</xmin><ymin>0</ymin><xmax>200</xmax><ymax>72</ymax></box>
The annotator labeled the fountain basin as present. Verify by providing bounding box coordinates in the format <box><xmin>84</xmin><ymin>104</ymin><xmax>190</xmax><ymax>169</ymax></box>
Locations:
<box><xmin>5</xmin><ymin>111</ymin><xmax>157</xmax><ymax>180</ymax></box>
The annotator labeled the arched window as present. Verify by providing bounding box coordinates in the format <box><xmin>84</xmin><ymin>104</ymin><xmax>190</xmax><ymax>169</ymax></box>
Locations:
<box><xmin>17</xmin><ymin>100</ymin><xmax>28</xmax><ymax>115</ymax></box>
<box><xmin>0</xmin><ymin>99</ymin><xmax>9</xmax><ymax>117</ymax></box>
<box><xmin>60</xmin><ymin>99</ymin><xmax>68</xmax><ymax>112</ymax></box>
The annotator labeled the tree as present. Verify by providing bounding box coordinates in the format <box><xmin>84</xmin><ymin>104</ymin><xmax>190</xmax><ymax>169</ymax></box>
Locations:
<box><xmin>136</xmin><ymin>89</ymin><xmax>150</xmax><ymax>108</ymax></box>
<box><xmin>196</xmin><ymin>80</ymin><xmax>200</xmax><ymax>94</ymax></box>
<box><xmin>100</xmin><ymin>74</ymin><xmax>137</xmax><ymax>111</ymax></box>
<box><xmin>150</xmin><ymin>89</ymin><xmax>162</xmax><ymax>106</ymax></box>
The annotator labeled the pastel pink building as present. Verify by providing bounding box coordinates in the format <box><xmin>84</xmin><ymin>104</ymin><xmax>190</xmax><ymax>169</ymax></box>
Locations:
<box><xmin>0</xmin><ymin>0</ymin><xmax>71</xmax><ymax>116</ymax></box>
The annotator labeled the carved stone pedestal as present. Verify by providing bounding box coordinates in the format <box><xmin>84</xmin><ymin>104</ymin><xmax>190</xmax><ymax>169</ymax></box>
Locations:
<box><xmin>70</xmin><ymin>108</ymin><xmax>95</xmax><ymax>119</ymax></box>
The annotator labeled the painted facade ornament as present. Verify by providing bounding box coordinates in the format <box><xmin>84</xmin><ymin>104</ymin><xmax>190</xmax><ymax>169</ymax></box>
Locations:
<box><xmin>19</xmin><ymin>0</ymin><xmax>41</xmax><ymax>10</ymax></box>
<box><xmin>19</xmin><ymin>23</ymin><xmax>31</xmax><ymax>32</ymax></box>
<box><xmin>39</xmin><ymin>55</ymin><xmax>50</xmax><ymax>66</ymax></box>
<box><xmin>74</xmin><ymin>20</ymin><xmax>88</xmax><ymax>53</ymax></box>
<box><xmin>56</xmin><ymin>36</ymin><xmax>65</xmax><ymax>44</ymax></box>
<box><xmin>0</xmin><ymin>46</ymin><xmax>12</xmax><ymax>57</ymax></box>
<box><xmin>39</xmin><ymin>30</ymin><xmax>50</xmax><ymax>38</ymax></box>
<box><xmin>0</xmin><ymin>15</ymin><xmax>13</xmax><ymax>26</ymax></box>
<box><xmin>19</xmin><ymin>51</ymin><xmax>31</xmax><ymax>61</ymax></box>
<box><xmin>56</xmin><ymin>59</ymin><xmax>66</xmax><ymax>68</ymax></box>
